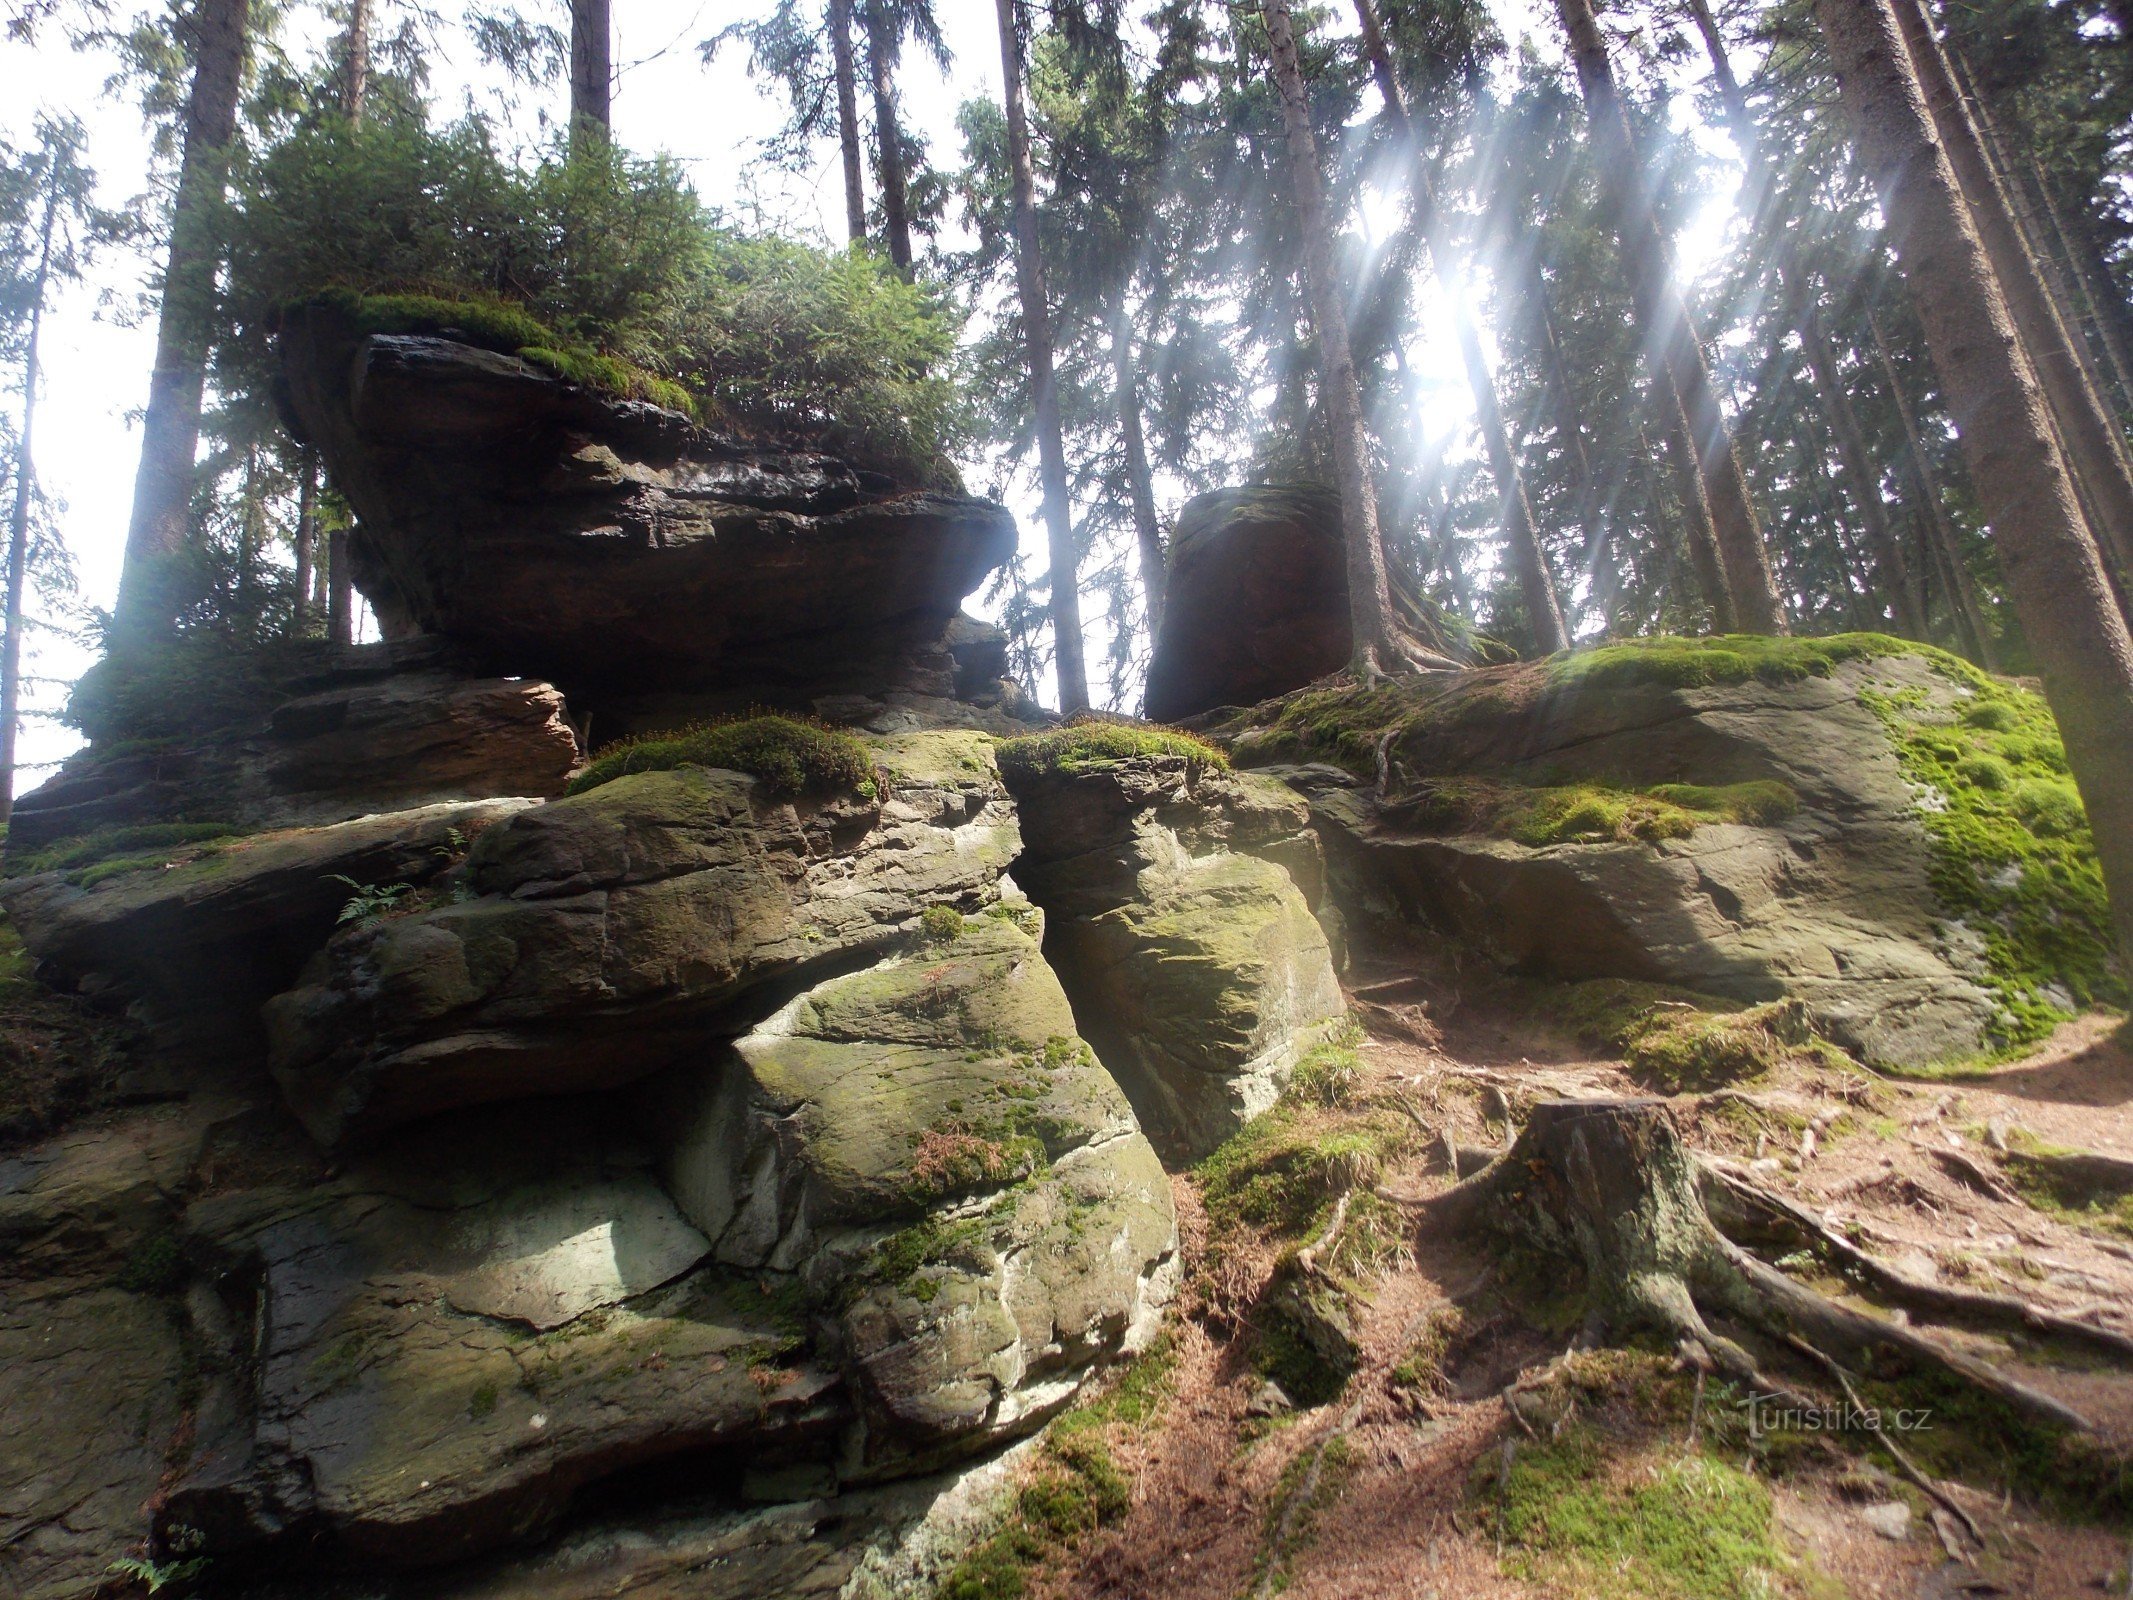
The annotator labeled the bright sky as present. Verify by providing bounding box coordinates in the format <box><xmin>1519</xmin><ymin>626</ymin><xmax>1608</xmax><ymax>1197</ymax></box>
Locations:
<box><xmin>0</xmin><ymin>0</ymin><xmax>1739</xmax><ymax>781</ymax></box>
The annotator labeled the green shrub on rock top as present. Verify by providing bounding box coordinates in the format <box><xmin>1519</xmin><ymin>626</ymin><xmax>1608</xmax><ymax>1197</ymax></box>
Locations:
<box><xmin>994</xmin><ymin>719</ymin><xmax>1229</xmax><ymax>782</ymax></box>
<box><xmin>567</xmin><ymin>715</ymin><xmax>877</xmax><ymax>799</ymax></box>
<box><xmin>224</xmin><ymin>118</ymin><xmax>966</xmax><ymax>483</ymax></box>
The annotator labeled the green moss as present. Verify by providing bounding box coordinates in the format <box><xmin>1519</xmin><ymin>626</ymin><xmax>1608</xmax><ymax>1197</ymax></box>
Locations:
<box><xmin>568</xmin><ymin>715</ymin><xmax>878</xmax><ymax>799</ymax></box>
<box><xmin>117</xmin><ymin>1233</ymin><xmax>185</xmax><ymax>1296</ymax></box>
<box><xmin>933</xmin><ymin>1336</ymin><xmax>1177</xmax><ymax>1600</ymax></box>
<box><xmin>1544</xmin><ymin>980</ymin><xmax>1813</xmax><ymax>1091</ymax></box>
<box><xmin>994</xmin><ymin>719</ymin><xmax>1229</xmax><ymax>782</ymax></box>
<box><xmin>1860</xmin><ymin>663</ymin><xmax>2122</xmax><ymax>1051</ymax></box>
<box><xmin>920</xmin><ymin>905</ymin><xmax>967</xmax><ymax>945</ymax></box>
<box><xmin>6</xmin><ymin>822</ymin><xmax>242</xmax><ymax>880</ymax></box>
<box><xmin>468</xmin><ymin>1381</ymin><xmax>499</xmax><ymax>1419</ymax></box>
<box><xmin>307</xmin><ymin>288</ymin><xmax>698</xmax><ymax>416</ymax></box>
<box><xmin>1546</xmin><ymin>631</ymin><xmax>1913</xmax><ymax>692</ymax></box>
<box><xmin>1858</xmin><ymin>1364</ymin><xmax>2133</xmax><ymax>1522</ymax></box>
<box><xmin>1391</xmin><ymin>776</ymin><xmax>1798</xmax><ymax>848</ymax></box>
<box><xmin>1252</xmin><ymin>1434</ymin><xmax>1356</xmax><ymax>1593</ymax></box>
<box><xmin>1999</xmin><ymin>1146</ymin><xmax>2133</xmax><ymax>1240</ymax></box>
<box><xmin>1486</xmin><ymin>1427</ymin><xmax>1784</xmax><ymax>1599</ymax></box>
<box><xmin>1196</xmin><ymin>1101</ymin><xmax>1410</xmax><ymax>1248</ymax></box>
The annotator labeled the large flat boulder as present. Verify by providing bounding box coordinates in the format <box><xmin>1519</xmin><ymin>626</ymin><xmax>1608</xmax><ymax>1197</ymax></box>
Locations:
<box><xmin>264</xmin><ymin>731</ymin><xmax>1022</xmax><ymax>1146</ymax></box>
<box><xmin>1001</xmin><ymin>740</ymin><xmax>1345</xmax><ymax>1160</ymax></box>
<box><xmin>1231</xmin><ymin>639</ymin><xmax>2118</xmax><ymax>1067</ymax></box>
<box><xmin>278</xmin><ymin>306</ymin><xmax>1020</xmax><ymax>714</ymax></box>
<box><xmin>164</xmin><ymin>1096</ymin><xmax>842</xmax><ymax>1568</ymax></box>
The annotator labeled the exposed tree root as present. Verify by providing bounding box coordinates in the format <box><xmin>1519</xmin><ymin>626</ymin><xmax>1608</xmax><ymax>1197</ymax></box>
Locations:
<box><xmin>1416</xmin><ymin>1099</ymin><xmax>2094</xmax><ymax>1436</ymax></box>
<box><xmin>1702</xmin><ymin>1158</ymin><xmax>2133</xmax><ymax>1365</ymax></box>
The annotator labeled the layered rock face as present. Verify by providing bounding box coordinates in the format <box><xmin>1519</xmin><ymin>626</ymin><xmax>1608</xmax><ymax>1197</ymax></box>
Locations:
<box><xmin>0</xmin><ymin>326</ymin><xmax>1180</xmax><ymax>1597</ymax></box>
<box><xmin>7</xmin><ymin>639</ymin><xmax>580</xmax><ymax>853</ymax></box>
<box><xmin>1228</xmin><ymin>644</ymin><xmax>2082</xmax><ymax>1068</ymax></box>
<box><xmin>1003</xmin><ymin>751</ymin><xmax>1344</xmax><ymax>1161</ymax></box>
<box><xmin>1143</xmin><ymin>486</ymin><xmax>1351</xmax><ymax>723</ymax></box>
<box><xmin>1</xmin><ymin>735</ymin><xmax>1178</xmax><ymax>1599</ymax></box>
<box><xmin>278</xmin><ymin>304</ymin><xmax>1034</xmax><ymax>732</ymax></box>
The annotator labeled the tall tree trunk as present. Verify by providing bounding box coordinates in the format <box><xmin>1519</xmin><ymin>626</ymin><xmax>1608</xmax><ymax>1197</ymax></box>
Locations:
<box><xmin>1661</xmin><ymin>386</ymin><xmax>1739</xmax><ymax>631</ymax></box>
<box><xmin>113</xmin><ymin>0</ymin><xmax>250</xmax><ymax>642</ymax></box>
<box><xmin>1819</xmin><ymin>0</ymin><xmax>2133</xmax><ymax>961</ymax></box>
<box><xmin>1686</xmin><ymin>1</ymin><xmax>1922</xmax><ymax>636</ymax></box>
<box><xmin>570</xmin><ymin>0</ymin><xmax>611</xmax><ymax>145</ymax></box>
<box><xmin>2047</xmin><ymin>170</ymin><xmax>2133</xmax><ymax>420</ymax></box>
<box><xmin>1554</xmin><ymin>0</ymin><xmax>1784</xmax><ymax>633</ymax></box>
<box><xmin>828</xmin><ymin>0</ymin><xmax>867</xmax><ymax>246</ymax></box>
<box><xmin>1264</xmin><ymin>0</ymin><xmax>1434</xmax><ymax>678</ymax></box>
<box><xmin>1351</xmin><ymin>0</ymin><xmax>1566</xmax><ymax>653</ymax></box>
<box><xmin>1866</xmin><ymin>303</ymin><xmax>1999</xmax><ymax>667</ymax></box>
<box><xmin>328</xmin><ymin>529</ymin><xmax>353</xmax><ymax>646</ymax></box>
<box><xmin>341</xmin><ymin>0</ymin><xmax>371</xmax><ymax>120</ymax></box>
<box><xmin>1948</xmin><ymin>43</ymin><xmax>2133</xmax><ymax>423</ymax></box>
<box><xmin>1</xmin><ymin>173</ymin><xmax>58</xmax><ymax>825</ymax></box>
<box><xmin>1890</xmin><ymin>0</ymin><xmax>2133</xmax><ymax>601</ymax></box>
<box><xmin>292</xmin><ymin>450</ymin><xmax>317</xmax><ymax>628</ymax></box>
<box><xmin>995</xmin><ymin>0</ymin><xmax>1086</xmax><ymax>713</ymax></box>
<box><xmin>865</xmin><ymin>0</ymin><xmax>914</xmax><ymax>274</ymax></box>
<box><xmin>1110</xmin><ymin>302</ymin><xmax>1167</xmax><ymax>638</ymax></box>
<box><xmin>1521</xmin><ymin>253</ymin><xmax>1608</xmax><ymax>585</ymax></box>
<box><xmin>1799</xmin><ymin>301</ymin><xmax>1925</xmax><ymax>636</ymax></box>
<box><xmin>1797</xmin><ymin>434</ymin><xmax>1877</xmax><ymax>632</ymax></box>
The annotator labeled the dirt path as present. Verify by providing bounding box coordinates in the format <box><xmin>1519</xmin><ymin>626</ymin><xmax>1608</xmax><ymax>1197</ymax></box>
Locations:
<box><xmin>1029</xmin><ymin>963</ymin><xmax>2133</xmax><ymax>1600</ymax></box>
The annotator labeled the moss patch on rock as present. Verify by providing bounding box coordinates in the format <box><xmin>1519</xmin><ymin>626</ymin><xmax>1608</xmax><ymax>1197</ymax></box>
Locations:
<box><xmin>1859</xmin><ymin>659</ymin><xmax>2121</xmax><ymax>1050</ymax></box>
<box><xmin>568</xmin><ymin>714</ymin><xmax>878</xmax><ymax>799</ymax></box>
<box><xmin>1543</xmin><ymin>979</ymin><xmax>1821</xmax><ymax>1091</ymax></box>
<box><xmin>1546</xmin><ymin>631</ymin><xmax>1912</xmax><ymax>693</ymax></box>
<box><xmin>6</xmin><ymin>822</ymin><xmax>243</xmax><ymax>882</ymax></box>
<box><xmin>994</xmin><ymin>719</ymin><xmax>1229</xmax><ymax>782</ymax></box>
<box><xmin>309</xmin><ymin>288</ymin><xmax>697</xmax><ymax>414</ymax></box>
<box><xmin>933</xmin><ymin>1334</ymin><xmax>1179</xmax><ymax>1600</ymax></box>
<box><xmin>1390</xmin><ymin>776</ymin><xmax>1797</xmax><ymax>847</ymax></box>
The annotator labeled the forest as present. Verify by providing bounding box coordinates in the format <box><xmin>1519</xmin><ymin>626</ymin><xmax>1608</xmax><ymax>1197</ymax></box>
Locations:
<box><xmin>4</xmin><ymin>0</ymin><xmax>2133</xmax><ymax>1597</ymax></box>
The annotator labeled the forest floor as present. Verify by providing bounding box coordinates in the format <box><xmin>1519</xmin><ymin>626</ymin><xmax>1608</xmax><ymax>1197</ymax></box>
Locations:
<box><xmin>1002</xmin><ymin>943</ymin><xmax>2133</xmax><ymax>1600</ymax></box>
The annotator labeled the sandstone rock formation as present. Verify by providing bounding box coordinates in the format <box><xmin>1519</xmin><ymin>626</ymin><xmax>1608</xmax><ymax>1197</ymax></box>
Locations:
<box><xmin>1224</xmin><ymin>642</ymin><xmax>2103</xmax><ymax>1068</ymax></box>
<box><xmin>1143</xmin><ymin>486</ymin><xmax>1352</xmax><ymax>723</ymax></box>
<box><xmin>1004</xmin><ymin>745</ymin><xmax>1345</xmax><ymax>1160</ymax></box>
<box><xmin>7</xmin><ymin>640</ymin><xmax>579</xmax><ymax>853</ymax></box>
<box><xmin>278</xmin><ymin>304</ymin><xmax>1033</xmax><ymax>732</ymax></box>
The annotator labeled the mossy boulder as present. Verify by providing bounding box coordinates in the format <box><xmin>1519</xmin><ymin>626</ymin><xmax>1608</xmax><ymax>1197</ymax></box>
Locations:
<box><xmin>652</xmin><ymin>911</ymin><xmax>1176</xmax><ymax>1477</ymax></box>
<box><xmin>1001</xmin><ymin>744</ymin><xmax>1344</xmax><ymax>1161</ymax></box>
<box><xmin>266</xmin><ymin>731</ymin><xmax>1022</xmax><ymax>1146</ymax></box>
<box><xmin>1234</xmin><ymin>636</ymin><xmax>2118</xmax><ymax>1067</ymax></box>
